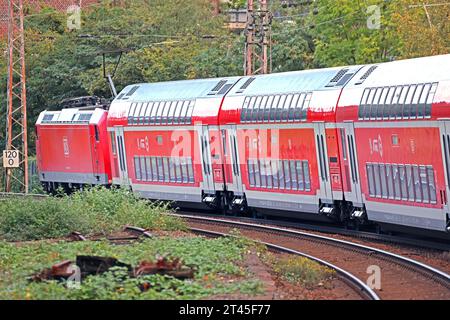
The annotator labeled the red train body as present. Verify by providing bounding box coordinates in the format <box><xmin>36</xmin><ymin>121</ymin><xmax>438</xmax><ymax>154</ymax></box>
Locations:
<box><xmin>36</xmin><ymin>54</ymin><xmax>450</xmax><ymax>237</ymax></box>
<box><xmin>36</xmin><ymin>107</ymin><xmax>112</xmax><ymax>191</ymax></box>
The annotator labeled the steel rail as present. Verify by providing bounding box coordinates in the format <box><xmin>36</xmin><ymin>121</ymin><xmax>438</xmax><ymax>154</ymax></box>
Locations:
<box><xmin>175</xmin><ymin>213</ymin><xmax>450</xmax><ymax>290</ymax></box>
<box><xmin>191</xmin><ymin>227</ymin><xmax>380</xmax><ymax>300</ymax></box>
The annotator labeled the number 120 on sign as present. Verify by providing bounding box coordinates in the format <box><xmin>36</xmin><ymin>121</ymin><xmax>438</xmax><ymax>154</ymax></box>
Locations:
<box><xmin>3</xmin><ymin>150</ymin><xmax>20</xmax><ymax>168</ymax></box>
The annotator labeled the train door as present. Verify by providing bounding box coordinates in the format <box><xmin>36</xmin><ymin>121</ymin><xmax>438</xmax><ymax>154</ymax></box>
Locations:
<box><xmin>228</xmin><ymin>125</ymin><xmax>244</xmax><ymax>196</ymax></box>
<box><xmin>114</xmin><ymin>126</ymin><xmax>129</xmax><ymax>185</ymax></box>
<box><xmin>438</xmin><ymin>121</ymin><xmax>450</xmax><ymax>217</ymax></box>
<box><xmin>341</xmin><ymin>122</ymin><xmax>363</xmax><ymax>205</ymax></box>
<box><xmin>314</xmin><ymin>123</ymin><xmax>333</xmax><ymax>202</ymax></box>
<box><xmin>199</xmin><ymin>125</ymin><xmax>215</xmax><ymax>195</ymax></box>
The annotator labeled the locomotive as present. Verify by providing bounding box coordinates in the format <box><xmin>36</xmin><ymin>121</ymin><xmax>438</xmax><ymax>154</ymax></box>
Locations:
<box><xmin>36</xmin><ymin>54</ymin><xmax>450</xmax><ymax>238</ymax></box>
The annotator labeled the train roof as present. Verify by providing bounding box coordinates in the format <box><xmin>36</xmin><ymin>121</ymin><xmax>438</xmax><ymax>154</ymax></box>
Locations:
<box><xmin>227</xmin><ymin>65</ymin><xmax>363</xmax><ymax>97</ymax></box>
<box><xmin>36</xmin><ymin>107</ymin><xmax>107</xmax><ymax>125</ymax></box>
<box><xmin>346</xmin><ymin>54</ymin><xmax>450</xmax><ymax>88</ymax></box>
<box><xmin>114</xmin><ymin>77</ymin><xmax>241</xmax><ymax>103</ymax></box>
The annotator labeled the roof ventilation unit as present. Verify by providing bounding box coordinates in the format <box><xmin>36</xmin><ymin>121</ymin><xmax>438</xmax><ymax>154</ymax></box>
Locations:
<box><xmin>326</xmin><ymin>68</ymin><xmax>349</xmax><ymax>87</ymax></box>
<box><xmin>236</xmin><ymin>77</ymin><xmax>255</xmax><ymax>93</ymax></box>
<box><xmin>208</xmin><ymin>80</ymin><xmax>227</xmax><ymax>95</ymax></box>
<box><xmin>355</xmin><ymin>65</ymin><xmax>378</xmax><ymax>85</ymax></box>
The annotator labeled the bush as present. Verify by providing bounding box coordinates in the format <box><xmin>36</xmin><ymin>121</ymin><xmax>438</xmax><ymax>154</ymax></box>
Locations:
<box><xmin>272</xmin><ymin>256</ymin><xmax>335</xmax><ymax>288</ymax></box>
<box><xmin>0</xmin><ymin>187</ymin><xmax>185</xmax><ymax>241</ymax></box>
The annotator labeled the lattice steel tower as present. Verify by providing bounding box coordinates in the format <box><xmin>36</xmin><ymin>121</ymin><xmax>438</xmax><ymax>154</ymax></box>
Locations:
<box><xmin>5</xmin><ymin>0</ymin><xmax>28</xmax><ymax>193</ymax></box>
<box><xmin>244</xmin><ymin>0</ymin><xmax>272</xmax><ymax>75</ymax></box>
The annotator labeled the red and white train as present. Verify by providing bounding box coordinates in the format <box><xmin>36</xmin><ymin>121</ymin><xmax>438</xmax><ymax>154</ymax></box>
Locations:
<box><xmin>36</xmin><ymin>54</ymin><xmax>450</xmax><ymax>238</ymax></box>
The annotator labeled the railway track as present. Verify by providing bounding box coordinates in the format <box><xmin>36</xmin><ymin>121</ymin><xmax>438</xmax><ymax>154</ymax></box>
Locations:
<box><xmin>177</xmin><ymin>211</ymin><xmax>450</xmax><ymax>251</ymax></box>
<box><xmin>174</xmin><ymin>213</ymin><xmax>450</xmax><ymax>300</ymax></box>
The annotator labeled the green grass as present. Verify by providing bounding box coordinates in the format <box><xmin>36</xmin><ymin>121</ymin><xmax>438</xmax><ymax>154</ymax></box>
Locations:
<box><xmin>0</xmin><ymin>236</ymin><xmax>263</xmax><ymax>300</ymax></box>
<box><xmin>0</xmin><ymin>186</ymin><xmax>185</xmax><ymax>241</ymax></box>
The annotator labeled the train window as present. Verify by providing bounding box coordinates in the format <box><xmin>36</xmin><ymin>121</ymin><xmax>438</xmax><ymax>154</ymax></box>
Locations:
<box><xmin>392</xmin><ymin>165</ymin><xmax>401</xmax><ymax>200</ymax></box>
<box><xmin>370</xmin><ymin>88</ymin><xmax>382</xmax><ymax>120</ymax></box>
<box><xmin>425</xmin><ymin>82</ymin><xmax>438</xmax><ymax>118</ymax></box>
<box><xmin>411</xmin><ymin>165</ymin><xmax>421</xmax><ymax>202</ymax></box>
<box><xmin>404</xmin><ymin>85</ymin><xmax>417</xmax><ymax>119</ymax></box>
<box><xmin>149</xmin><ymin>102</ymin><xmax>157</xmax><ymax>124</ymax></box>
<box><xmin>110</xmin><ymin>132</ymin><xmax>117</xmax><ymax>155</ymax></box>
<box><xmin>276</xmin><ymin>95</ymin><xmax>287</xmax><ymax>122</ymax></box>
<box><xmin>163</xmin><ymin>102</ymin><xmax>172</xmax><ymax>125</ymax></box>
<box><xmin>269</xmin><ymin>95</ymin><xmax>280</xmax><ymax>122</ymax></box>
<box><xmin>172</xmin><ymin>158</ymin><xmax>181</xmax><ymax>183</ymax></box>
<box><xmin>271</xmin><ymin>161</ymin><xmax>279</xmax><ymax>189</ymax></box>
<box><xmin>139</xmin><ymin>157</ymin><xmax>146</xmax><ymax>181</ymax></box>
<box><xmin>145</xmin><ymin>157</ymin><xmax>152</xmax><ymax>182</ymax></box>
<box><xmin>420</xmin><ymin>166</ymin><xmax>429</xmax><ymax>203</ymax></box>
<box><xmin>263</xmin><ymin>96</ymin><xmax>273</xmax><ymax>122</ymax></box>
<box><xmin>180</xmin><ymin>158</ymin><xmax>188</xmax><ymax>184</ymax></box>
<box><xmin>266</xmin><ymin>160</ymin><xmax>273</xmax><ymax>189</ymax></box>
<box><xmin>303</xmin><ymin>161</ymin><xmax>310</xmax><ymax>191</ymax></box>
<box><xmin>246</xmin><ymin>97</ymin><xmax>256</xmax><ymax>123</ymax></box>
<box><xmin>385</xmin><ymin>164</ymin><xmax>394</xmax><ymax>199</ymax></box>
<box><xmin>282</xmin><ymin>95</ymin><xmax>293</xmax><ymax>122</ymax></box>
<box><xmin>290</xmin><ymin>160</ymin><xmax>298</xmax><ymax>190</ymax></box>
<box><xmin>165</xmin><ymin>101</ymin><xmax>174</xmax><ymax>125</ymax></box>
<box><xmin>150</xmin><ymin>157</ymin><xmax>158</xmax><ymax>181</ymax></box>
<box><xmin>399</xmin><ymin>165</ymin><xmax>408</xmax><ymax>200</ymax></box>
<box><xmin>293</xmin><ymin>93</ymin><xmax>305</xmax><ymax>121</ymax></box>
<box><xmin>128</xmin><ymin>103</ymin><xmax>137</xmax><ymax>124</ymax></box>
<box><xmin>141</xmin><ymin>103</ymin><xmax>149</xmax><ymax>124</ymax></box>
<box><xmin>163</xmin><ymin>157</ymin><xmax>170</xmax><ymax>182</ymax></box>
<box><xmin>155</xmin><ymin>102</ymin><xmax>164</xmax><ymax>124</ymax></box>
<box><xmin>241</xmin><ymin>97</ymin><xmax>251</xmax><ymax>123</ymax></box>
<box><xmin>373</xmin><ymin>163</ymin><xmax>381</xmax><ymax>197</ymax></box>
<box><xmin>367</xmin><ymin>164</ymin><xmax>375</xmax><ymax>197</ymax></box>
<box><xmin>169</xmin><ymin>158</ymin><xmax>176</xmax><ymax>182</ymax></box>
<box><xmin>254</xmin><ymin>160</ymin><xmax>261</xmax><ymax>187</ymax></box>
<box><xmin>283</xmin><ymin>160</ymin><xmax>291</xmax><ymax>190</ymax></box>
<box><xmin>302</xmin><ymin>93</ymin><xmax>312</xmax><ymax>121</ymax></box>
<box><xmin>296</xmin><ymin>161</ymin><xmax>304</xmax><ymax>190</ymax></box>
<box><xmin>259</xmin><ymin>159</ymin><xmax>267</xmax><ymax>188</ymax></box>
<box><xmin>187</xmin><ymin>158</ymin><xmax>195</xmax><ymax>183</ymax></box>
<box><xmin>134</xmin><ymin>157</ymin><xmax>142</xmax><ymax>181</ymax></box>
<box><xmin>134</xmin><ymin>103</ymin><xmax>143</xmax><ymax>124</ymax></box>
<box><xmin>390</xmin><ymin>86</ymin><xmax>402</xmax><ymax>120</ymax></box>
<box><xmin>186</xmin><ymin>100</ymin><xmax>195</xmax><ymax>124</ymax></box>
<box><xmin>156</xmin><ymin>157</ymin><xmax>164</xmax><ymax>181</ymax></box>
<box><xmin>378</xmin><ymin>87</ymin><xmax>389</xmax><ymax>120</ymax></box>
<box><xmin>427</xmin><ymin>167</ymin><xmax>437</xmax><ymax>203</ymax></box>
<box><xmin>258</xmin><ymin>96</ymin><xmax>268</xmax><ymax>122</ymax></box>
<box><xmin>251</xmin><ymin>96</ymin><xmax>262</xmax><ymax>122</ymax></box>
<box><xmin>177</xmin><ymin>101</ymin><xmax>188</xmax><ymax>124</ymax></box>
<box><xmin>248</xmin><ymin>159</ymin><xmax>256</xmax><ymax>187</ymax></box>
<box><xmin>383</xmin><ymin>87</ymin><xmax>395</xmax><ymax>119</ymax></box>
<box><xmin>288</xmin><ymin>94</ymin><xmax>300</xmax><ymax>121</ymax></box>
<box><xmin>143</xmin><ymin>102</ymin><xmax>152</xmax><ymax>125</ymax></box>
<box><xmin>359</xmin><ymin>88</ymin><xmax>370</xmax><ymax>119</ymax></box>
<box><xmin>406</xmin><ymin>165</ymin><xmax>415</xmax><ymax>202</ymax></box>
<box><xmin>412</xmin><ymin>85</ymin><xmax>424</xmax><ymax>119</ymax></box>
<box><xmin>379</xmin><ymin>164</ymin><xmax>388</xmax><ymax>198</ymax></box>
<box><xmin>397</xmin><ymin>86</ymin><xmax>409</xmax><ymax>120</ymax></box>
<box><xmin>277</xmin><ymin>160</ymin><xmax>285</xmax><ymax>189</ymax></box>
<box><xmin>365</xmin><ymin>89</ymin><xmax>376</xmax><ymax>120</ymax></box>
<box><xmin>418</xmin><ymin>83</ymin><xmax>430</xmax><ymax>118</ymax></box>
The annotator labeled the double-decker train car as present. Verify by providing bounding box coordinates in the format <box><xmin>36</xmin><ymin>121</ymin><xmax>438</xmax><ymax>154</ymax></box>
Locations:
<box><xmin>219</xmin><ymin>66</ymin><xmax>362</xmax><ymax>218</ymax></box>
<box><xmin>336</xmin><ymin>54</ymin><xmax>450</xmax><ymax>235</ymax></box>
<box><xmin>106</xmin><ymin>77</ymin><xmax>240</xmax><ymax>207</ymax></box>
<box><xmin>36</xmin><ymin>103</ymin><xmax>112</xmax><ymax>192</ymax></box>
<box><xmin>36</xmin><ymin>54</ymin><xmax>450</xmax><ymax>238</ymax></box>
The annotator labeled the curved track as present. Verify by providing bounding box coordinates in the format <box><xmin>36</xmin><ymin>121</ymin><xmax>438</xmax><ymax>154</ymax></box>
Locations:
<box><xmin>174</xmin><ymin>213</ymin><xmax>450</xmax><ymax>300</ymax></box>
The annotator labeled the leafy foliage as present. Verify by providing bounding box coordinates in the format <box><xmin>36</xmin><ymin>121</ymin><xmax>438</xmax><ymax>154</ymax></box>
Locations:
<box><xmin>0</xmin><ymin>236</ymin><xmax>262</xmax><ymax>300</ymax></box>
<box><xmin>0</xmin><ymin>186</ymin><xmax>184</xmax><ymax>241</ymax></box>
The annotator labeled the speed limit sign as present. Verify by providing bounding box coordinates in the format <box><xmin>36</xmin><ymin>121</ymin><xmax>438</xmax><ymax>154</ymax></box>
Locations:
<box><xmin>3</xmin><ymin>150</ymin><xmax>20</xmax><ymax>168</ymax></box>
